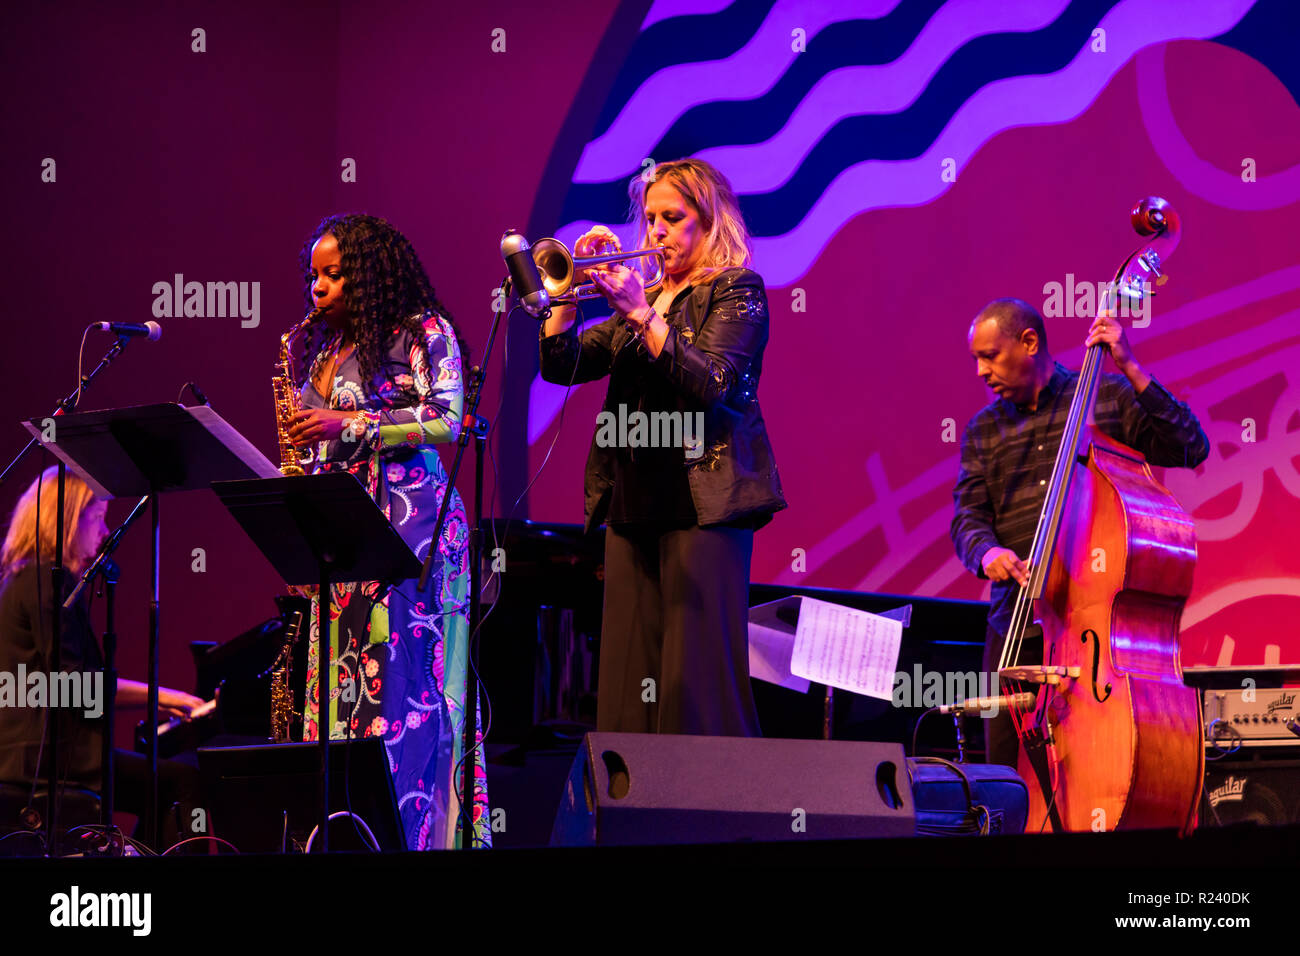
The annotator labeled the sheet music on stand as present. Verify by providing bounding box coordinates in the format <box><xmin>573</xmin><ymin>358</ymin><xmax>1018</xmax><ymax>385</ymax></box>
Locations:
<box><xmin>747</xmin><ymin>595</ymin><xmax>910</xmax><ymax>700</ymax></box>
<box><xmin>21</xmin><ymin>403</ymin><xmax>281</xmax><ymax>496</ymax></box>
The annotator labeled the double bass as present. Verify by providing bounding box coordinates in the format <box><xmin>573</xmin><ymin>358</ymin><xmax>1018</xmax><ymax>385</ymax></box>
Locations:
<box><xmin>998</xmin><ymin>197</ymin><xmax>1203</xmax><ymax>834</ymax></box>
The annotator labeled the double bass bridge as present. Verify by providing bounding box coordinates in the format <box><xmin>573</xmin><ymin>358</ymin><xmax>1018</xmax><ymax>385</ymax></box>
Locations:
<box><xmin>999</xmin><ymin>664</ymin><xmax>1081</xmax><ymax>687</ymax></box>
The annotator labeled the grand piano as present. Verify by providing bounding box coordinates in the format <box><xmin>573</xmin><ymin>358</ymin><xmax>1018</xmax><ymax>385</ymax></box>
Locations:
<box><xmin>135</xmin><ymin>595</ymin><xmax>310</xmax><ymax>756</ymax></box>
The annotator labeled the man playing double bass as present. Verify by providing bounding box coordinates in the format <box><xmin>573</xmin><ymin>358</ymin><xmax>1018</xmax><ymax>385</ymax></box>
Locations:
<box><xmin>950</xmin><ymin>297</ymin><xmax>1209</xmax><ymax>768</ymax></box>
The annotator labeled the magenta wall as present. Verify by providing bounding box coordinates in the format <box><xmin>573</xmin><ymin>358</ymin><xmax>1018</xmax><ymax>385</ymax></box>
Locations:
<box><xmin>4</xmin><ymin>1</ymin><xmax>1299</xmax><ymax>764</ymax></box>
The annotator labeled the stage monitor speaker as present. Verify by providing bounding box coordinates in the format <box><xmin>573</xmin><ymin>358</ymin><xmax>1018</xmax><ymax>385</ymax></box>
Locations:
<box><xmin>1203</xmin><ymin>755</ymin><xmax>1300</xmax><ymax>827</ymax></box>
<box><xmin>550</xmin><ymin>733</ymin><xmax>913</xmax><ymax>846</ymax></box>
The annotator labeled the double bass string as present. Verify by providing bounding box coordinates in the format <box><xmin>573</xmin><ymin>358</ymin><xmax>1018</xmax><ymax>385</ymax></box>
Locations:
<box><xmin>999</xmin><ymin>327</ymin><xmax>1109</xmax><ymax>754</ymax></box>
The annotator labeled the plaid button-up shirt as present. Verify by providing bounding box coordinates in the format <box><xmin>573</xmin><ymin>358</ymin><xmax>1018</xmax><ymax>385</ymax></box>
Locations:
<box><xmin>950</xmin><ymin>361</ymin><xmax>1209</xmax><ymax>636</ymax></box>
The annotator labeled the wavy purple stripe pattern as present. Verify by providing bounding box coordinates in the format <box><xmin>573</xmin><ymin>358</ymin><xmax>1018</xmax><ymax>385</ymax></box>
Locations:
<box><xmin>641</xmin><ymin>0</ymin><xmax>735</xmax><ymax>32</ymax></box>
<box><xmin>576</xmin><ymin>0</ymin><xmax>905</xmax><ymax>182</ymax></box>
<box><xmin>705</xmin><ymin>0</ymin><xmax>1076</xmax><ymax>191</ymax></box>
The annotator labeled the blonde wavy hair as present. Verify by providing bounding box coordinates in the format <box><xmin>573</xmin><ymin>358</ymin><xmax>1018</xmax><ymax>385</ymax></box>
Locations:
<box><xmin>627</xmin><ymin>158</ymin><xmax>753</xmax><ymax>284</ymax></box>
<box><xmin>0</xmin><ymin>467</ymin><xmax>98</xmax><ymax>584</ymax></box>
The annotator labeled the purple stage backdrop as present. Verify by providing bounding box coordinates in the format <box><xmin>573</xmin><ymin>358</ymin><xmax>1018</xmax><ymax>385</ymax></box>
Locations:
<box><xmin>4</xmin><ymin>1</ymin><xmax>1299</xmax><ymax>759</ymax></box>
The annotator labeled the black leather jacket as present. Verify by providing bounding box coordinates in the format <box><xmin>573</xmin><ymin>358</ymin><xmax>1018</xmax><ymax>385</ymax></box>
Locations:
<box><xmin>539</xmin><ymin>267</ymin><xmax>787</xmax><ymax>533</ymax></box>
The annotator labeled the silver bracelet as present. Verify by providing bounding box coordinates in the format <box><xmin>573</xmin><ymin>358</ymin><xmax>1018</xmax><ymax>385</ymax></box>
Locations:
<box><xmin>632</xmin><ymin>307</ymin><xmax>655</xmax><ymax>340</ymax></box>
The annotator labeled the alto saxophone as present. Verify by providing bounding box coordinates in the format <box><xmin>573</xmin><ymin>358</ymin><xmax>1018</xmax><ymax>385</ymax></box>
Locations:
<box><xmin>268</xmin><ymin>608</ymin><xmax>305</xmax><ymax>742</ymax></box>
<box><xmin>273</xmin><ymin>308</ymin><xmax>322</xmax><ymax>476</ymax></box>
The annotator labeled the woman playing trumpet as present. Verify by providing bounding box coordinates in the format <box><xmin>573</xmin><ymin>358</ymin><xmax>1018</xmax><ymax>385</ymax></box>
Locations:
<box><xmin>287</xmin><ymin>213</ymin><xmax>488</xmax><ymax>849</ymax></box>
<box><xmin>539</xmin><ymin>158</ymin><xmax>786</xmax><ymax>736</ymax></box>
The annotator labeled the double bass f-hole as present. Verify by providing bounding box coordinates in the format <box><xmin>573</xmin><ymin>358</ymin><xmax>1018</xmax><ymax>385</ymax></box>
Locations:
<box><xmin>1080</xmin><ymin>628</ymin><xmax>1112</xmax><ymax>702</ymax></box>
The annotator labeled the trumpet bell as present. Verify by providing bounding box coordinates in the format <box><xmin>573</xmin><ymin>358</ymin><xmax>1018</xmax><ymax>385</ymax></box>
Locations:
<box><xmin>531</xmin><ymin>237</ymin><xmax>665</xmax><ymax>303</ymax></box>
<box><xmin>531</xmin><ymin>238</ymin><xmax>575</xmax><ymax>300</ymax></box>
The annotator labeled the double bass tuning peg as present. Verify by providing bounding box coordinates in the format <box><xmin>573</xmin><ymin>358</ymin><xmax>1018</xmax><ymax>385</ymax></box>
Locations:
<box><xmin>1130</xmin><ymin>196</ymin><xmax>1175</xmax><ymax>237</ymax></box>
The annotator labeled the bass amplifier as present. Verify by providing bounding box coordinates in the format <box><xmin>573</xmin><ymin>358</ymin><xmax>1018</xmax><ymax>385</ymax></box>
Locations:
<box><xmin>1185</xmin><ymin>666</ymin><xmax>1300</xmax><ymax>748</ymax></box>
<box><xmin>1202</xmin><ymin>755</ymin><xmax>1300</xmax><ymax>827</ymax></box>
<box><xmin>1203</xmin><ymin>687</ymin><xmax>1300</xmax><ymax>748</ymax></box>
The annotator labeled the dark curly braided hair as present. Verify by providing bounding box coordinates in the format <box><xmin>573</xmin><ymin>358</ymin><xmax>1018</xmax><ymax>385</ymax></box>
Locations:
<box><xmin>296</xmin><ymin>213</ymin><xmax>469</xmax><ymax>398</ymax></box>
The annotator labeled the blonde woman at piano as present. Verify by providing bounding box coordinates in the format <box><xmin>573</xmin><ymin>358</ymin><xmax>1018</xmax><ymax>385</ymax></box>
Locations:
<box><xmin>0</xmin><ymin>466</ymin><xmax>205</xmax><ymax>849</ymax></box>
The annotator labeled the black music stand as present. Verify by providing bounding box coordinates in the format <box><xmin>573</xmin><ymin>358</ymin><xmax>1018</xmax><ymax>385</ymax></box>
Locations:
<box><xmin>21</xmin><ymin>402</ymin><xmax>282</xmax><ymax>850</ymax></box>
<box><xmin>211</xmin><ymin>472</ymin><xmax>422</xmax><ymax>852</ymax></box>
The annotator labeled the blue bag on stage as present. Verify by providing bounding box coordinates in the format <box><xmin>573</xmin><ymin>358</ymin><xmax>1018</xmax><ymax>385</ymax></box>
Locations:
<box><xmin>907</xmin><ymin>756</ymin><xmax>1028</xmax><ymax>836</ymax></box>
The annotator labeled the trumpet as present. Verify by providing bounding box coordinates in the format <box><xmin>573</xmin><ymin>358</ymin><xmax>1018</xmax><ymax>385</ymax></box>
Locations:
<box><xmin>530</xmin><ymin>235</ymin><xmax>666</xmax><ymax>303</ymax></box>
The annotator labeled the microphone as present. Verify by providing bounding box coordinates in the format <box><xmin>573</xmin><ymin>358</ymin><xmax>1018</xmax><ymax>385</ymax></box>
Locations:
<box><xmin>500</xmin><ymin>230</ymin><xmax>550</xmax><ymax>318</ymax></box>
<box><xmin>938</xmin><ymin>692</ymin><xmax>1036</xmax><ymax>715</ymax></box>
<box><xmin>93</xmin><ymin>321</ymin><xmax>162</xmax><ymax>341</ymax></box>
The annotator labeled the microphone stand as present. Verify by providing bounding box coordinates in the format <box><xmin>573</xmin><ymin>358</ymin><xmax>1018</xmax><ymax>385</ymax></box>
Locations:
<box><xmin>950</xmin><ymin>710</ymin><xmax>968</xmax><ymax>764</ymax></box>
<box><xmin>0</xmin><ymin>331</ymin><xmax>138</xmax><ymax>855</ymax></box>
<box><xmin>417</xmin><ymin>276</ymin><xmax>529</xmax><ymax>848</ymax></box>
<box><xmin>0</xmin><ymin>333</ymin><xmax>134</xmax><ymax>487</ymax></box>
<box><xmin>95</xmin><ymin>558</ymin><xmax>120</xmax><ymax>852</ymax></box>
<box><xmin>66</xmin><ymin>495</ymin><xmax>149</xmax><ymax>609</ymax></box>
<box><xmin>66</xmin><ymin>495</ymin><xmax>149</xmax><ymax>851</ymax></box>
